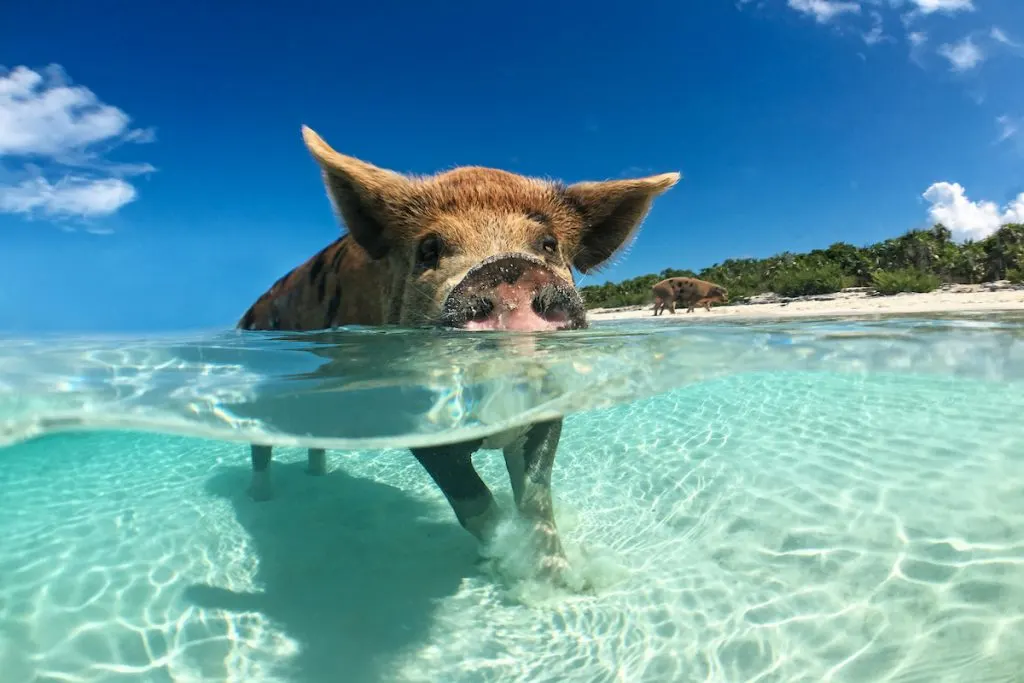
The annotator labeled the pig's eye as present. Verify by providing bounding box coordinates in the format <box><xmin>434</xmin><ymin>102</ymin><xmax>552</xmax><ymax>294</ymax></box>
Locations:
<box><xmin>416</xmin><ymin>234</ymin><xmax>443</xmax><ymax>270</ymax></box>
<box><xmin>539</xmin><ymin>235</ymin><xmax>558</xmax><ymax>255</ymax></box>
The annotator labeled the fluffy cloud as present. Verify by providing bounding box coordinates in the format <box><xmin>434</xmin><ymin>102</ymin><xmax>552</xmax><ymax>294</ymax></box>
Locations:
<box><xmin>937</xmin><ymin>36</ymin><xmax>984</xmax><ymax>71</ymax></box>
<box><xmin>905</xmin><ymin>0</ymin><xmax>974</xmax><ymax>15</ymax></box>
<box><xmin>927</xmin><ymin>27</ymin><xmax>1021</xmax><ymax>75</ymax></box>
<box><xmin>0</xmin><ymin>64</ymin><xmax>153</xmax><ymax>223</ymax></box>
<box><xmin>750</xmin><ymin>0</ymin><xmax>1001</xmax><ymax>78</ymax></box>
<box><xmin>922</xmin><ymin>182</ymin><xmax>1024</xmax><ymax>241</ymax></box>
<box><xmin>787</xmin><ymin>0</ymin><xmax>860</xmax><ymax>23</ymax></box>
<box><xmin>997</xmin><ymin>115</ymin><xmax>1019</xmax><ymax>143</ymax></box>
<box><xmin>990</xmin><ymin>27</ymin><xmax>1023</xmax><ymax>52</ymax></box>
<box><xmin>991</xmin><ymin>27</ymin><xmax>1012</xmax><ymax>45</ymax></box>
<box><xmin>861</xmin><ymin>11</ymin><xmax>888</xmax><ymax>44</ymax></box>
<box><xmin>0</xmin><ymin>176</ymin><xmax>136</xmax><ymax>218</ymax></box>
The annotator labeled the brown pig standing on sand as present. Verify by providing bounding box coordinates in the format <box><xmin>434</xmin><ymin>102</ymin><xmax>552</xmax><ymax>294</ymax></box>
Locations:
<box><xmin>236</xmin><ymin>125</ymin><xmax>680</xmax><ymax>588</ymax></box>
<box><xmin>651</xmin><ymin>276</ymin><xmax>728</xmax><ymax>315</ymax></box>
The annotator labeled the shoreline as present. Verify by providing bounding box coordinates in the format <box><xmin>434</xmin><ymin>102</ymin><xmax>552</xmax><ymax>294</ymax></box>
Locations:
<box><xmin>587</xmin><ymin>281</ymin><xmax>1024</xmax><ymax>322</ymax></box>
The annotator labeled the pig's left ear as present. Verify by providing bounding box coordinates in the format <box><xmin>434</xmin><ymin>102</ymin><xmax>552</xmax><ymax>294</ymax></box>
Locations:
<box><xmin>563</xmin><ymin>172</ymin><xmax>680</xmax><ymax>273</ymax></box>
<box><xmin>301</xmin><ymin>125</ymin><xmax>412</xmax><ymax>260</ymax></box>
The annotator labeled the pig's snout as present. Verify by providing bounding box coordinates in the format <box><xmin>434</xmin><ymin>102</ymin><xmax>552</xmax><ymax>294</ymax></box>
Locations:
<box><xmin>440</xmin><ymin>255</ymin><xmax>587</xmax><ymax>332</ymax></box>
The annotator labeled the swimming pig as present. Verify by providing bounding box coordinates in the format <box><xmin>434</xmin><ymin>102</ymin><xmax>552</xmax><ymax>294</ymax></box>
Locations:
<box><xmin>652</xmin><ymin>276</ymin><xmax>727</xmax><ymax>315</ymax></box>
<box><xmin>237</xmin><ymin>125</ymin><xmax>679</xmax><ymax>586</ymax></box>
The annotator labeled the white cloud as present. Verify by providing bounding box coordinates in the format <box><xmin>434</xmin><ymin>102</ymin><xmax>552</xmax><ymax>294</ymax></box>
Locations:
<box><xmin>937</xmin><ymin>36</ymin><xmax>984</xmax><ymax>71</ymax></box>
<box><xmin>0</xmin><ymin>64</ymin><xmax>153</xmax><ymax>223</ymax></box>
<box><xmin>922</xmin><ymin>182</ymin><xmax>1024</xmax><ymax>241</ymax></box>
<box><xmin>787</xmin><ymin>0</ymin><xmax>861</xmax><ymax>24</ymax></box>
<box><xmin>990</xmin><ymin>27</ymin><xmax>1023</xmax><ymax>51</ymax></box>
<box><xmin>863</xmin><ymin>26</ymin><xmax>884</xmax><ymax>44</ymax></box>
<box><xmin>768</xmin><ymin>1</ymin><xmax>984</xmax><ymax>73</ymax></box>
<box><xmin>862</xmin><ymin>11</ymin><xmax>888</xmax><ymax>44</ymax></box>
<box><xmin>906</xmin><ymin>30</ymin><xmax>930</xmax><ymax>65</ymax></box>
<box><xmin>905</xmin><ymin>0</ymin><xmax>973</xmax><ymax>15</ymax></box>
<box><xmin>997</xmin><ymin>115</ymin><xmax>1018</xmax><ymax>143</ymax></box>
<box><xmin>0</xmin><ymin>176</ymin><xmax>137</xmax><ymax>218</ymax></box>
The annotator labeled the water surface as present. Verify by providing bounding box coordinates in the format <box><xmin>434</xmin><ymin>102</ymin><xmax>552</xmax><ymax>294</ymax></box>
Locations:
<box><xmin>1</xmin><ymin>314</ymin><xmax>1023</xmax><ymax>682</ymax></box>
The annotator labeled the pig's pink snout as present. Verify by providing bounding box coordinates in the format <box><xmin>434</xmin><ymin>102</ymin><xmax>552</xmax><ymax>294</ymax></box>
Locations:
<box><xmin>440</xmin><ymin>255</ymin><xmax>586</xmax><ymax>332</ymax></box>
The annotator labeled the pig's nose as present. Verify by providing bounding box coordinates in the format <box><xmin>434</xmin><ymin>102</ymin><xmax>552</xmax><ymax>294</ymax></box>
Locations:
<box><xmin>439</xmin><ymin>254</ymin><xmax>586</xmax><ymax>331</ymax></box>
<box><xmin>458</xmin><ymin>282</ymin><xmax>573</xmax><ymax>331</ymax></box>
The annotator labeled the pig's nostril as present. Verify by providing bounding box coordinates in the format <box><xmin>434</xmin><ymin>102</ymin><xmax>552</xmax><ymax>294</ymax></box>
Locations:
<box><xmin>467</xmin><ymin>297</ymin><xmax>494</xmax><ymax>322</ymax></box>
<box><xmin>532</xmin><ymin>288</ymin><xmax>569</xmax><ymax>322</ymax></box>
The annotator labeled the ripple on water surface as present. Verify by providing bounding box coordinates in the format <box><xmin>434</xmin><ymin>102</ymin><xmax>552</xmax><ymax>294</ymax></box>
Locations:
<box><xmin>2</xmin><ymin>315</ymin><xmax>1024</xmax><ymax>451</ymax></box>
<box><xmin>1</xmin><ymin>366</ymin><xmax>1023</xmax><ymax>682</ymax></box>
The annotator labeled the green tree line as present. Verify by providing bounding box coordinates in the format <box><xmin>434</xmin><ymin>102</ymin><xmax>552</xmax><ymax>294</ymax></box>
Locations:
<box><xmin>579</xmin><ymin>223</ymin><xmax>1024</xmax><ymax>309</ymax></box>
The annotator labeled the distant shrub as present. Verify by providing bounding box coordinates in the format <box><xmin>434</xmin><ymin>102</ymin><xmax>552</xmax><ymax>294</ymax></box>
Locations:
<box><xmin>586</xmin><ymin>289</ymin><xmax>656</xmax><ymax>309</ymax></box>
<box><xmin>871</xmin><ymin>269</ymin><xmax>942</xmax><ymax>295</ymax></box>
<box><xmin>576</xmin><ymin>223</ymin><xmax>1023</xmax><ymax>308</ymax></box>
<box><xmin>770</xmin><ymin>263</ymin><xmax>845</xmax><ymax>297</ymax></box>
<box><xmin>712</xmin><ymin>281</ymin><xmax>758</xmax><ymax>302</ymax></box>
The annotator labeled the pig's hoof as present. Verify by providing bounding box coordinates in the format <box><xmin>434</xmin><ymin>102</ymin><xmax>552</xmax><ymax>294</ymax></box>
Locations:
<box><xmin>248</xmin><ymin>472</ymin><xmax>272</xmax><ymax>502</ymax></box>
<box><xmin>538</xmin><ymin>552</ymin><xmax>593</xmax><ymax>594</ymax></box>
<box><xmin>551</xmin><ymin>568</ymin><xmax>594</xmax><ymax>595</ymax></box>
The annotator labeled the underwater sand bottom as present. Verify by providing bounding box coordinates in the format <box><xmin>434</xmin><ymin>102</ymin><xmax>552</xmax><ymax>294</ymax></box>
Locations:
<box><xmin>1</xmin><ymin>371</ymin><xmax>1023</xmax><ymax>682</ymax></box>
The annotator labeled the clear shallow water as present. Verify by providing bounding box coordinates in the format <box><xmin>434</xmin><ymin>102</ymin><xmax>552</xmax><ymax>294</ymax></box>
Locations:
<box><xmin>3</xmin><ymin>315</ymin><xmax>1024</xmax><ymax>450</ymax></box>
<box><xmin>1</xmin><ymin>315</ymin><xmax>1024</xmax><ymax>682</ymax></box>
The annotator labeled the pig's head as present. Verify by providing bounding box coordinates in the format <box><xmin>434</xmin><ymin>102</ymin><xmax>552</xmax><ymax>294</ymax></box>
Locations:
<box><xmin>302</xmin><ymin>125</ymin><xmax>680</xmax><ymax>332</ymax></box>
<box><xmin>708</xmin><ymin>286</ymin><xmax>728</xmax><ymax>304</ymax></box>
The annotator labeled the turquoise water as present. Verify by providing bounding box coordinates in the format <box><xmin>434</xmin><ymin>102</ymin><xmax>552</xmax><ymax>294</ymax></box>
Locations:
<box><xmin>2</xmin><ymin>315</ymin><xmax>1024</xmax><ymax>682</ymax></box>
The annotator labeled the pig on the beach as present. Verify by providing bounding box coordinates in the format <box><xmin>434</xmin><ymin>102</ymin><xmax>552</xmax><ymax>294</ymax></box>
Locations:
<box><xmin>651</xmin><ymin>276</ymin><xmax>728</xmax><ymax>315</ymax></box>
<box><xmin>236</xmin><ymin>126</ymin><xmax>679</xmax><ymax>586</ymax></box>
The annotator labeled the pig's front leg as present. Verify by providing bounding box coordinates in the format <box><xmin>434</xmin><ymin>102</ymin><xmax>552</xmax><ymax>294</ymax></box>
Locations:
<box><xmin>249</xmin><ymin>444</ymin><xmax>273</xmax><ymax>501</ymax></box>
<box><xmin>410</xmin><ymin>438</ymin><xmax>500</xmax><ymax>542</ymax></box>
<box><xmin>307</xmin><ymin>448</ymin><xmax>327</xmax><ymax>476</ymax></box>
<box><xmin>503</xmin><ymin>419</ymin><xmax>573</xmax><ymax>581</ymax></box>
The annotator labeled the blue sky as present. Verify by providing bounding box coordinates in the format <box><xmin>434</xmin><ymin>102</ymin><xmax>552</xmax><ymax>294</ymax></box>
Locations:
<box><xmin>1</xmin><ymin>0</ymin><xmax>1022</xmax><ymax>333</ymax></box>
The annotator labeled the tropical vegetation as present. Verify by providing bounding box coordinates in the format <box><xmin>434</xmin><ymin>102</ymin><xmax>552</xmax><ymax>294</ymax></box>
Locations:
<box><xmin>579</xmin><ymin>223</ymin><xmax>1024</xmax><ymax>309</ymax></box>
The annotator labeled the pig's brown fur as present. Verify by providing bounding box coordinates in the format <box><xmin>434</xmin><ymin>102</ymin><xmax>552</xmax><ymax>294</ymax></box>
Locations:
<box><xmin>652</xmin><ymin>277</ymin><xmax>728</xmax><ymax>315</ymax></box>
<box><xmin>239</xmin><ymin>235</ymin><xmax>387</xmax><ymax>330</ymax></box>
<box><xmin>239</xmin><ymin>127</ymin><xmax>679</xmax><ymax>332</ymax></box>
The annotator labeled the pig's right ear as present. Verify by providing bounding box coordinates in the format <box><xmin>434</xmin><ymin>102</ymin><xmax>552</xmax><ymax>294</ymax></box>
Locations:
<box><xmin>301</xmin><ymin>125</ymin><xmax>411</xmax><ymax>260</ymax></box>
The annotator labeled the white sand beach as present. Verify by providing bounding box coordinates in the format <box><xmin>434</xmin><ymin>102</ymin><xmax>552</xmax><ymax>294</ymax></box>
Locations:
<box><xmin>588</xmin><ymin>281</ymin><xmax>1024</xmax><ymax>322</ymax></box>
